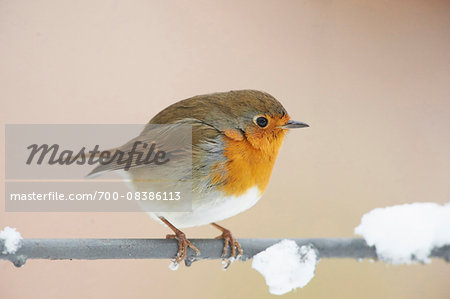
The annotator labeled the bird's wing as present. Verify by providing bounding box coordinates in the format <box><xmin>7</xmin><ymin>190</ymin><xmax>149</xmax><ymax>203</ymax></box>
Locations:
<box><xmin>86</xmin><ymin>119</ymin><xmax>221</xmax><ymax>181</ymax></box>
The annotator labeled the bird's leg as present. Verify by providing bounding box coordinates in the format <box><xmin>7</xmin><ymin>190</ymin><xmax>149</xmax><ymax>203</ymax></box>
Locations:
<box><xmin>159</xmin><ymin>217</ymin><xmax>199</xmax><ymax>265</ymax></box>
<box><xmin>211</xmin><ymin>222</ymin><xmax>243</xmax><ymax>262</ymax></box>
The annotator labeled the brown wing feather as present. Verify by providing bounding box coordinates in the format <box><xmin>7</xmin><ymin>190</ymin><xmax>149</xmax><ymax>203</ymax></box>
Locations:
<box><xmin>86</xmin><ymin>119</ymin><xmax>221</xmax><ymax>181</ymax></box>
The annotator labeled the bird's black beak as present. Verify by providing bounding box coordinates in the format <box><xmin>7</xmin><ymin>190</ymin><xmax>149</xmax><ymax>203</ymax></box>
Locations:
<box><xmin>282</xmin><ymin>120</ymin><xmax>309</xmax><ymax>129</ymax></box>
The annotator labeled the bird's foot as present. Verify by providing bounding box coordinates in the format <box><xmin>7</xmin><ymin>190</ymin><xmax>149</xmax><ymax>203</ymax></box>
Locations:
<box><xmin>166</xmin><ymin>231</ymin><xmax>200</xmax><ymax>268</ymax></box>
<box><xmin>159</xmin><ymin>216</ymin><xmax>200</xmax><ymax>270</ymax></box>
<box><xmin>212</xmin><ymin>223</ymin><xmax>243</xmax><ymax>270</ymax></box>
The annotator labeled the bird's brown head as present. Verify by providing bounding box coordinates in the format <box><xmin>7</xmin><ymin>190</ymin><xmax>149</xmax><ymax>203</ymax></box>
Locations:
<box><xmin>150</xmin><ymin>89</ymin><xmax>308</xmax><ymax>154</ymax></box>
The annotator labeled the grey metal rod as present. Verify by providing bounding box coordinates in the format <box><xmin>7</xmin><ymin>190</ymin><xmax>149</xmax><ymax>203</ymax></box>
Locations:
<box><xmin>1</xmin><ymin>238</ymin><xmax>449</xmax><ymax>267</ymax></box>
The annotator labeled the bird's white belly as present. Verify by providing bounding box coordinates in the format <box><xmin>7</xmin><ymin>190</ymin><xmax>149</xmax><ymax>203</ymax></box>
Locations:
<box><xmin>118</xmin><ymin>170</ymin><xmax>262</xmax><ymax>228</ymax></box>
<box><xmin>150</xmin><ymin>186</ymin><xmax>262</xmax><ymax>228</ymax></box>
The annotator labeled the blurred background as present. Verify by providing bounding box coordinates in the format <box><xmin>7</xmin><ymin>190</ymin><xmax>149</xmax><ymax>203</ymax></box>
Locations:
<box><xmin>0</xmin><ymin>0</ymin><xmax>449</xmax><ymax>298</ymax></box>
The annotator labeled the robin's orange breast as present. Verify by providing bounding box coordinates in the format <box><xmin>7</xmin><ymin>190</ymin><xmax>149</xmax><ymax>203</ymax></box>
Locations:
<box><xmin>211</xmin><ymin>115</ymin><xmax>289</xmax><ymax>197</ymax></box>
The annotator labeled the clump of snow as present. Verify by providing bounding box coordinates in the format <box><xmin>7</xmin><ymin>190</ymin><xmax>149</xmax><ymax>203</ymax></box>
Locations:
<box><xmin>0</xmin><ymin>226</ymin><xmax>23</xmax><ymax>254</ymax></box>
<box><xmin>252</xmin><ymin>239</ymin><xmax>318</xmax><ymax>295</ymax></box>
<box><xmin>221</xmin><ymin>256</ymin><xmax>235</xmax><ymax>270</ymax></box>
<box><xmin>168</xmin><ymin>260</ymin><xmax>179</xmax><ymax>271</ymax></box>
<box><xmin>355</xmin><ymin>202</ymin><xmax>450</xmax><ymax>264</ymax></box>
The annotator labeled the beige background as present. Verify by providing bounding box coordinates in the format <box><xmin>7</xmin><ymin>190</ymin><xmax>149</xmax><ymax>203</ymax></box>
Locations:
<box><xmin>1</xmin><ymin>0</ymin><xmax>449</xmax><ymax>298</ymax></box>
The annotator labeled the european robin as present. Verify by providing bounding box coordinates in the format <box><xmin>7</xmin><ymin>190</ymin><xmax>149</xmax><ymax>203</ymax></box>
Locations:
<box><xmin>88</xmin><ymin>90</ymin><xmax>308</xmax><ymax>267</ymax></box>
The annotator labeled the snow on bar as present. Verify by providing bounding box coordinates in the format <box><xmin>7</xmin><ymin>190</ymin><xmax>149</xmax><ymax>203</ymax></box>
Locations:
<box><xmin>355</xmin><ymin>202</ymin><xmax>450</xmax><ymax>264</ymax></box>
<box><xmin>252</xmin><ymin>239</ymin><xmax>318</xmax><ymax>295</ymax></box>
<box><xmin>0</xmin><ymin>227</ymin><xmax>23</xmax><ymax>255</ymax></box>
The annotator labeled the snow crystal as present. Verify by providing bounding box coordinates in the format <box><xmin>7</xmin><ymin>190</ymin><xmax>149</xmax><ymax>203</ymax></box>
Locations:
<box><xmin>168</xmin><ymin>260</ymin><xmax>179</xmax><ymax>271</ymax></box>
<box><xmin>0</xmin><ymin>226</ymin><xmax>23</xmax><ymax>254</ymax></box>
<box><xmin>252</xmin><ymin>239</ymin><xmax>318</xmax><ymax>295</ymax></box>
<box><xmin>355</xmin><ymin>202</ymin><xmax>450</xmax><ymax>264</ymax></box>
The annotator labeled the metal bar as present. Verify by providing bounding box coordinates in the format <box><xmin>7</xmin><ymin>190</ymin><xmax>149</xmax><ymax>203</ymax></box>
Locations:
<box><xmin>1</xmin><ymin>238</ymin><xmax>449</xmax><ymax>267</ymax></box>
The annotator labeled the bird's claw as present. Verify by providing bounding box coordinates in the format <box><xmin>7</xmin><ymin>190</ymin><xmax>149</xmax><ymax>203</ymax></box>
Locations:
<box><xmin>215</xmin><ymin>228</ymin><xmax>243</xmax><ymax>270</ymax></box>
<box><xmin>166</xmin><ymin>231</ymin><xmax>200</xmax><ymax>268</ymax></box>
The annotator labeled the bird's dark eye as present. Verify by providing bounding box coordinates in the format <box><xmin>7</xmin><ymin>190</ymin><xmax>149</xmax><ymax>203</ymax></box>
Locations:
<box><xmin>255</xmin><ymin>116</ymin><xmax>268</xmax><ymax>128</ymax></box>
